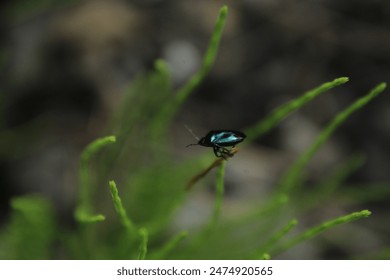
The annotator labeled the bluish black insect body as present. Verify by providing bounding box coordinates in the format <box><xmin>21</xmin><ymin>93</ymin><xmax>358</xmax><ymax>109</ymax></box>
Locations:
<box><xmin>186</xmin><ymin>130</ymin><xmax>246</xmax><ymax>159</ymax></box>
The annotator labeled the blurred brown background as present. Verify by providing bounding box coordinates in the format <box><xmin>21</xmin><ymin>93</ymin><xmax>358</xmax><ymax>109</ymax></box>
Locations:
<box><xmin>0</xmin><ymin>0</ymin><xmax>389</xmax><ymax>259</ymax></box>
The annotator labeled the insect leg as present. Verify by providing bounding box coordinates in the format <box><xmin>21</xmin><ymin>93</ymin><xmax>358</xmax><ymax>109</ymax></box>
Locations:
<box><xmin>214</xmin><ymin>145</ymin><xmax>234</xmax><ymax>159</ymax></box>
<box><xmin>213</xmin><ymin>146</ymin><xmax>223</xmax><ymax>158</ymax></box>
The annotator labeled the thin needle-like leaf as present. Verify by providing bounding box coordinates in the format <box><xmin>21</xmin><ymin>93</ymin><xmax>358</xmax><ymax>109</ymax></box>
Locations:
<box><xmin>109</xmin><ymin>180</ymin><xmax>136</xmax><ymax>238</ymax></box>
<box><xmin>244</xmin><ymin>77</ymin><xmax>349</xmax><ymax>143</ymax></box>
<box><xmin>279</xmin><ymin>83</ymin><xmax>386</xmax><ymax>193</ymax></box>
<box><xmin>271</xmin><ymin>210</ymin><xmax>371</xmax><ymax>256</ymax></box>
<box><xmin>75</xmin><ymin>135</ymin><xmax>116</xmax><ymax>223</ymax></box>
<box><xmin>138</xmin><ymin>228</ymin><xmax>149</xmax><ymax>260</ymax></box>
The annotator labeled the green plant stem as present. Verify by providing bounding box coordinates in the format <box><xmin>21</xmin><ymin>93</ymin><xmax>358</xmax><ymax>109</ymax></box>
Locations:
<box><xmin>279</xmin><ymin>82</ymin><xmax>386</xmax><ymax>194</ymax></box>
<box><xmin>74</xmin><ymin>212</ymin><xmax>105</xmax><ymax>224</ymax></box>
<box><xmin>153</xmin><ymin>5</ymin><xmax>228</xmax><ymax>132</ymax></box>
<box><xmin>210</xmin><ymin>160</ymin><xmax>226</xmax><ymax>229</ymax></box>
<box><xmin>75</xmin><ymin>135</ymin><xmax>116</xmax><ymax>223</ymax></box>
<box><xmin>261</xmin><ymin>253</ymin><xmax>271</xmax><ymax>260</ymax></box>
<box><xmin>271</xmin><ymin>210</ymin><xmax>371</xmax><ymax>256</ymax></box>
<box><xmin>152</xmin><ymin>231</ymin><xmax>188</xmax><ymax>259</ymax></box>
<box><xmin>147</xmin><ymin>6</ymin><xmax>228</xmax><ymax>140</ymax></box>
<box><xmin>244</xmin><ymin>77</ymin><xmax>349</xmax><ymax>143</ymax></box>
<box><xmin>175</xmin><ymin>5</ymin><xmax>228</xmax><ymax>106</ymax></box>
<box><xmin>254</xmin><ymin>219</ymin><xmax>298</xmax><ymax>259</ymax></box>
<box><xmin>109</xmin><ymin>180</ymin><xmax>136</xmax><ymax>238</ymax></box>
<box><xmin>138</xmin><ymin>228</ymin><xmax>148</xmax><ymax>260</ymax></box>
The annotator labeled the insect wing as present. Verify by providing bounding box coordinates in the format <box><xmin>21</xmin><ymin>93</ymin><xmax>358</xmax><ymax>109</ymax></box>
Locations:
<box><xmin>209</xmin><ymin>130</ymin><xmax>246</xmax><ymax>147</ymax></box>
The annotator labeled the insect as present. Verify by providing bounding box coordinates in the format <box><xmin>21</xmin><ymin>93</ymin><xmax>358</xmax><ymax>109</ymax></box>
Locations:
<box><xmin>186</xmin><ymin>127</ymin><xmax>246</xmax><ymax>159</ymax></box>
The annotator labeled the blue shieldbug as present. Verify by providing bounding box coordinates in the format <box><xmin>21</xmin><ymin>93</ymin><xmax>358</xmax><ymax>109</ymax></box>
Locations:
<box><xmin>186</xmin><ymin>127</ymin><xmax>246</xmax><ymax>159</ymax></box>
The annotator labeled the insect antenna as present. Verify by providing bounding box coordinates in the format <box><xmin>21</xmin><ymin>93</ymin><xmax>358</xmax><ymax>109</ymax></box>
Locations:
<box><xmin>186</xmin><ymin>143</ymin><xmax>199</xmax><ymax>147</ymax></box>
<box><xmin>185</xmin><ymin>125</ymin><xmax>200</xmax><ymax>147</ymax></box>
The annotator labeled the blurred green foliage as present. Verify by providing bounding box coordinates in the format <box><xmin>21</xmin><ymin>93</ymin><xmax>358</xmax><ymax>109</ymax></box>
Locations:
<box><xmin>0</xmin><ymin>5</ymin><xmax>388</xmax><ymax>260</ymax></box>
<box><xmin>5</xmin><ymin>0</ymin><xmax>79</xmax><ymax>23</ymax></box>
<box><xmin>0</xmin><ymin>196</ymin><xmax>56</xmax><ymax>259</ymax></box>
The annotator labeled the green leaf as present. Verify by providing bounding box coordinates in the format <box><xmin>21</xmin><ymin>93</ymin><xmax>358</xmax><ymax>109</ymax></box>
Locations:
<box><xmin>244</xmin><ymin>77</ymin><xmax>349</xmax><ymax>143</ymax></box>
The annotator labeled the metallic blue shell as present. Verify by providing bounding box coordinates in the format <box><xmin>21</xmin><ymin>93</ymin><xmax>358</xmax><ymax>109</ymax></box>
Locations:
<box><xmin>199</xmin><ymin>130</ymin><xmax>246</xmax><ymax>147</ymax></box>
